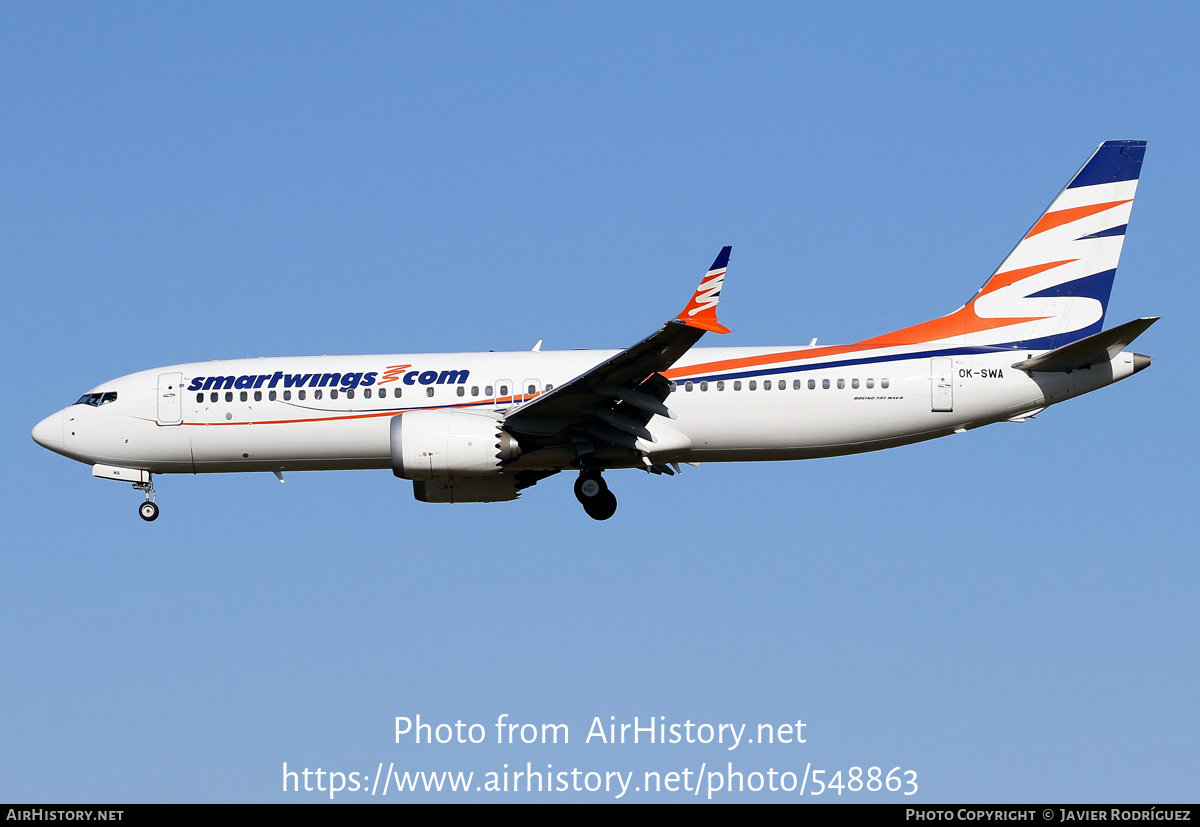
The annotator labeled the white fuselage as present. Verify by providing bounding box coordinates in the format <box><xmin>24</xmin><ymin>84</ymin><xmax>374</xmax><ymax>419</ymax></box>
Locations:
<box><xmin>34</xmin><ymin>343</ymin><xmax>1141</xmax><ymax>476</ymax></box>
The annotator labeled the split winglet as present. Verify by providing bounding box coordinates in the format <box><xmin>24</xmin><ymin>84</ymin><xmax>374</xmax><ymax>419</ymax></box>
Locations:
<box><xmin>677</xmin><ymin>246</ymin><xmax>732</xmax><ymax>334</ymax></box>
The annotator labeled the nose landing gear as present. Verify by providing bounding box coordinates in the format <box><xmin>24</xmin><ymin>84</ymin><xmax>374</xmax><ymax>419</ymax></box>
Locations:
<box><xmin>574</xmin><ymin>470</ymin><xmax>617</xmax><ymax>520</ymax></box>
<box><xmin>133</xmin><ymin>478</ymin><xmax>159</xmax><ymax>522</ymax></box>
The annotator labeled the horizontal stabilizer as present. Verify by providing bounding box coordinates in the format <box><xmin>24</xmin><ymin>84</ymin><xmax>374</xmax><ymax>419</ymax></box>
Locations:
<box><xmin>1011</xmin><ymin>316</ymin><xmax>1158</xmax><ymax>373</ymax></box>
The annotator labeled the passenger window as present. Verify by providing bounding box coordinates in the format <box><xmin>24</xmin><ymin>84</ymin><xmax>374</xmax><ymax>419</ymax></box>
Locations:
<box><xmin>364</xmin><ymin>388</ymin><xmax>372</xmax><ymax>398</ymax></box>
<box><xmin>822</xmin><ymin>379</ymin><xmax>830</xmax><ymax>389</ymax></box>
<box><xmin>749</xmin><ymin>380</ymin><xmax>757</xmax><ymax>391</ymax></box>
<box><xmin>196</xmin><ymin>393</ymin><xmax>203</xmax><ymax>403</ymax></box>
<box><xmin>866</xmin><ymin>378</ymin><xmax>874</xmax><ymax>389</ymax></box>
<box><xmin>426</xmin><ymin>387</ymin><xmax>434</xmax><ymax>397</ymax></box>
<box><xmin>457</xmin><ymin>386</ymin><xmax>465</xmax><ymax>397</ymax></box>
<box><xmin>225</xmin><ymin>392</ymin><xmax>233</xmax><ymax>402</ymax></box>
<box><xmin>499</xmin><ymin>384</ymin><xmax>508</xmax><ymax>396</ymax></box>
<box><xmin>685</xmin><ymin>381</ymin><xmax>694</xmax><ymax>392</ymax></box>
<box><xmin>299</xmin><ymin>390</ymin><xmax>306</xmax><ymax>401</ymax></box>
<box><xmin>734</xmin><ymin>380</ymin><xmax>742</xmax><ymax>391</ymax></box>
<box><xmin>881</xmin><ymin>378</ymin><xmax>890</xmax><ymax>389</ymax></box>
<box><xmin>546</xmin><ymin>384</ymin><xmax>553</xmax><ymax>391</ymax></box>
<box><xmin>471</xmin><ymin>386</ymin><xmax>479</xmax><ymax>397</ymax></box>
<box><xmin>330</xmin><ymin>389</ymin><xmax>338</xmax><ymax>399</ymax></box>
<box><xmin>808</xmin><ymin>379</ymin><xmax>815</xmax><ymax>390</ymax></box>
<box><xmin>793</xmin><ymin>380</ymin><xmax>801</xmax><ymax>390</ymax></box>
<box><xmin>283</xmin><ymin>390</ymin><xmax>292</xmax><ymax>401</ymax></box>
<box><xmin>527</xmin><ymin>384</ymin><xmax>536</xmax><ymax>395</ymax></box>
<box><xmin>764</xmin><ymin>380</ymin><xmax>772</xmax><ymax>390</ymax></box>
<box><xmin>347</xmin><ymin>388</ymin><xmax>355</xmax><ymax>399</ymax></box>
<box><xmin>315</xmin><ymin>389</ymin><xmax>323</xmax><ymax>400</ymax></box>
<box><xmin>486</xmin><ymin>385</ymin><xmax>494</xmax><ymax>396</ymax></box>
<box><xmin>254</xmin><ymin>391</ymin><xmax>262</xmax><ymax>401</ymax></box>
<box><xmin>269</xmin><ymin>390</ymin><xmax>277</xmax><ymax>401</ymax></box>
<box><xmin>717</xmin><ymin>380</ymin><xmax>725</xmax><ymax>391</ymax></box>
<box><xmin>240</xmin><ymin>391</ymin><xmax>248</xmax><ymax>402</ymax></box>
<box><xmin>851</xmin><ymin>378</ymin><xmax>859</xmax><ymax>389</ymax></box>
<box><xmin>700</xmin><ymin>381</ymin><xmax>708</xmax><ymax>391</ymax></box>
<box><xmin>837</xmin><ymin>379</ymin><xmax>845</xmax><ymax>389</ymax></box>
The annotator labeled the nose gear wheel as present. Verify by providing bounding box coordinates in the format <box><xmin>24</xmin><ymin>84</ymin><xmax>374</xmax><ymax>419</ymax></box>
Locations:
<box><xmin>133</xmin><ymin>477</ymin><xmax>159</xmax><ymax>522</ymax></box>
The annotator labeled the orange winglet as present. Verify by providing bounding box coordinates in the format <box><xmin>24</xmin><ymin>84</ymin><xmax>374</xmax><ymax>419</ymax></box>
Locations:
<box><xmin>677</xmin><ymin>246</ymin><xmax>732</xmax><ymax>334</ymax></box>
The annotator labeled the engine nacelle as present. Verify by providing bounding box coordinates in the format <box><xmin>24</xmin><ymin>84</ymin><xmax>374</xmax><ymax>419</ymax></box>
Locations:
<box><xmin>390</xmin><ymin>410</ymin><xmax>520</xmax><ymax>480</ymax></box>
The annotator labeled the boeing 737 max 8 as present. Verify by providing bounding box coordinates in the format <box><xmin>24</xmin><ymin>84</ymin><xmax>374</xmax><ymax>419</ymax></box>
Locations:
<box><xmin>33</xmin><ymin>141</ymin><xmax>1157</xmax><ymax>521</ymax></box>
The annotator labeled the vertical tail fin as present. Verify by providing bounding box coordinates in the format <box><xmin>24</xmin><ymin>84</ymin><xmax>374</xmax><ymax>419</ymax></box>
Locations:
<box><xmin>859</xmin><ymin>141</ymin><xmax>1146</xmax><ymax>350</ymax></box>
<box><xmin>971</xmin><ymin>140</ymin><xmax>1145</xmax><ymax>348</ymax></box>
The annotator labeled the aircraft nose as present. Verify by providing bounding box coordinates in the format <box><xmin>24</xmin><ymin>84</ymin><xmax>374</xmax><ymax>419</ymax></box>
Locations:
<box><xmin>32</xmin><ymin>410</ymin><xmax>64</xmax><ymax>452</ymax></box>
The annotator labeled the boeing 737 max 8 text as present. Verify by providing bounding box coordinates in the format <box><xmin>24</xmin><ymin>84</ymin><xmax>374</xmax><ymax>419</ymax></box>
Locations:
<box><xmin>33</xmin><ymin>141</ymin><xmax>1157</xmax><ymax>521</ymax></box>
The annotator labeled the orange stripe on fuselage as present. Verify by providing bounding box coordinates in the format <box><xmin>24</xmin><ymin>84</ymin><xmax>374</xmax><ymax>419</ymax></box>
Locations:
<box><xmin>663</xmin><ymin>304</ymin><xmax>1041</xmax><ymax>380</ymax></box>
<box><xmin>173</xmin><ymin>392</ymin><xmax>544</xmax><ymax>427</ymax></box>
<box><xmin>663</xmin><ymin>258</ymin><xmax>1094</xmax><ymax>379</ymax></box>
<box><xmin>184</xmin><ymin>409</ymin><xmax>401</xmax><ymax>426</ymax></box>
<box><xmin>663</xmin><ymin>343</ymin><xmax>863</xmax><ymax>379</ymax></box>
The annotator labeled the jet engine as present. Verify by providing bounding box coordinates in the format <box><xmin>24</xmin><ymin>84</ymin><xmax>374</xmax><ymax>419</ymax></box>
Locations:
<box><xmin>390</xmin><ymin>410</ymin><xmax>520</xmax><ymax>480</ymax></box>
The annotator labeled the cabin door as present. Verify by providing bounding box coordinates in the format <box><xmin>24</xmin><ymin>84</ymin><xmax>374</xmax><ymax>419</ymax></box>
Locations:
<box><xmin>157</xmin><ymin>372</ymin><xmax>184</xmax><ymax>425</ymax></box>
<box><xmin>931</xmin><ymin>358</ymin><xmax>954</xmax><ymax>412</ymax></box>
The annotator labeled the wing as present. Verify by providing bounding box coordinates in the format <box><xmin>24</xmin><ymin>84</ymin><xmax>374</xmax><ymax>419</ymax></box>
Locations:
<box><xmin>503</xmin><ymin>246</ymin><xmax>732</xmax><ymax>459</ymax></box>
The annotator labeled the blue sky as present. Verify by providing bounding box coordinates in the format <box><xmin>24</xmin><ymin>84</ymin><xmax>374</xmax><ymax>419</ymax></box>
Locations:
<box><xmin>3</xmin><ymin>2</ymin><xmax>1197</xmax><ymax>802</ymax></box>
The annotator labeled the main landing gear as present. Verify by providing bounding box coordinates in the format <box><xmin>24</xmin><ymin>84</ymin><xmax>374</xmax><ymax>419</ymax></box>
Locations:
<box><xmin>134</xmin><ymin>477</ymin><xmax>159</xmax><ymax>522</ymax></box>
<box><xmin>574</xmin><ymin>470</ymin><xmax>617</xmax><ymax>521</ymax></box>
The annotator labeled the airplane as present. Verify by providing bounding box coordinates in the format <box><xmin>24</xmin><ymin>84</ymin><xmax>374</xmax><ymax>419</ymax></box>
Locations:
<box><xmin>33</xmin><ymin>140</ymin><xmax>1157</xmax><ymax>522</ymax></box>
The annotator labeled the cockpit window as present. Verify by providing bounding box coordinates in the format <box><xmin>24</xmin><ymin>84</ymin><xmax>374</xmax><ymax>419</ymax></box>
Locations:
<box><xmin>74</xmin><ymin>391</ymin><xmax>117</xmax><ymax>407</ymax></box>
